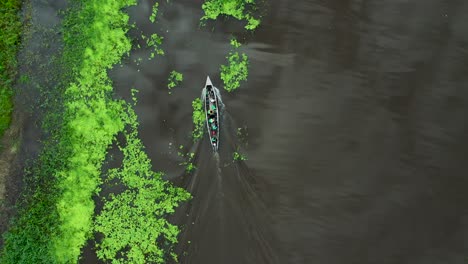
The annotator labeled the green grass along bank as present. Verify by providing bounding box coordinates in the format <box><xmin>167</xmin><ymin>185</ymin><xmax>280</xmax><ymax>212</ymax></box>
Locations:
<box><xmin>0</xmin><ymin>0</ymin><xmax>22</xmax><ymax>139</ymax></box>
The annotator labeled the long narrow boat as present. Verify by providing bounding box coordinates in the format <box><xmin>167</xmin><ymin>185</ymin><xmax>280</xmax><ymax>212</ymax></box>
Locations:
<box><xmin>203</xmin><ymin>76</ymin><xmax>220</xmax><ymax>151</ymax></box>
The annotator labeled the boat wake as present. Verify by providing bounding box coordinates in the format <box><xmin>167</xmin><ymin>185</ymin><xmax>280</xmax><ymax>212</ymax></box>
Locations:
<box><xmin>171</xmin><ymin>101</ymin><xmax>279</xmax><ymax>264</ymax></box>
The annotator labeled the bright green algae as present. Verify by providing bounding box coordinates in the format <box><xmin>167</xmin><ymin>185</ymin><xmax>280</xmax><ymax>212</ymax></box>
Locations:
<box><xmin>192</xmin><ymin>98</ymin><xmax>205</xmax><ymax>141</ymax></box>
<box><xmin>167</xmin><ymin>70</ymin><xmax>183</xmax><ymax>93</ymax></box>
<box><xmin>95</xmin><ymin>103</ymin><xmax>190</xmax><ymax>264</ymax></box>
<box><xmin>201</xmin><ymin>0</ymin><xmax>260</xmax><ymax>30</ymax></box>
<box><xmin>52</xmin><ymin>0</ymin><xmax>133</xmax><ymax>261</ymax></box>
<box><xmin>1</xmin><ymin>0</ymin><xmax>189</xmax><ymax>263</ymax></box>
<box><xmin>220</xmin><ymin>38</ymin><xmax>249</xmax><ymax>92</ymax></box>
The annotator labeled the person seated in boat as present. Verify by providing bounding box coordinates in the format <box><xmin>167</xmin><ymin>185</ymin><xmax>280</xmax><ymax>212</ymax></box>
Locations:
<box><xmin>210</xmin><ymin>104</ymin><xmax>216</xmax><ymax>110</ymax></box>
<box><xmin>208</xmin><ymin>109</ymin><xmax>216</xmax><ymax>118</ymax></box>
<box><xmin>210</xmin><ymin>98</ymin><xmax>215</xmax><ymax>103</ymax></box>
<box><xmin>209</xmin><ymin>118</ymin><xmax>214</xmax><ymax>124</ymax></box>
<box><xmin>211</xmin><ymin>124</ymin><xmax>217</xmax><ymax>131</ymax></box>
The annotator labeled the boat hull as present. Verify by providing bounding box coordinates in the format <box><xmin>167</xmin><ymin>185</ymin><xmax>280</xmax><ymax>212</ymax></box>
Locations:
<box><xmin>203</xmin><ymin>76</ymin><xmax>220</xmax><ymax>151</ymax></box>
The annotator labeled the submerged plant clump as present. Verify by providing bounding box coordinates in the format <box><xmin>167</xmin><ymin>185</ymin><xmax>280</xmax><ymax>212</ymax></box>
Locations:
<box><xmin>95</xmin><ymin>105</ymin><xmax>190</xmax><ymax>264</ymax></box>
<box><xmin>178</xmin><ymin>145</ymin><xmax>196</xmax><ymax>173</ymax></box>
<box><xmin>201</xmin><ymin>0</ymin><xmax>260</xmax><ymax>30</ymax></box>
<box><xmin>0</xmin><ymin>0</ymin><xmax>22</xmax><ymax>138</ymax></box>
<box><xmin>236</xmin><ymin>126</ymin><xmax>249</xmax><ymax>146</ymax></box>
<box><xmin>233</xmin><ymin>150</ymin><xmax>247</xmax><ymax>161</ymax></box>
<box><xmin>192</xmin><ymin>98</ymin><xmax>205</xmax><ymax>141</ymax></box>
<box><xmin>167</xmin><ymin>70</ymin><xmax>183</xmax><ymax>93</ymax></box>
<box><xmin>220</xmin><ymin>38</ymin><xmax>249</xmax><ymax>92</ymax></box>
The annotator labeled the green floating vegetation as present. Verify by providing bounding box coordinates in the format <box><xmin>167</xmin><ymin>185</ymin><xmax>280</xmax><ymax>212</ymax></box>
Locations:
<box><xmin>236</xmin><ymin>126</ymin><xmax>249</xmax><ymax>146</ymax></box>
<box><xmin>230</xmin><ymin>37</ymin><xmax>242</xmax><ymax>48</ymax></box>
<box><xmin>192</xmin><ymin>98</ymin><xmax>205</xmax><ymax>141</ymax></box>
<box><xmin>144</xmin><ymin>33</ymin><xmax>164</xmax><ymax>60</ymax></box>
<box><xmin>178</xmin><ymin>145</ymin><xmax>196</xmax><ymax>173</ymax></box>
<box><xmin>201</xmin><ymin>0</ymin><xmax>260</xmax><ymax>30</ymax></box>
<box><xmin>232</xmin><ymin>127</ymin><xmax>248</xmax><ymax>161</ymax></box>
<box><xmin>49</xmin><ymin>0</ymin><xmax>137</xmax><ymax>261</ymax></box>
<box><xmin>167</xmin><ymin>70</ymin><xmax>183</xmax><ymax>94</ymax></box>
<box><xmin>233</xmin><ymin>150</ymin><xmax>247</xmax><ymax>161</ymax></box>
<box><xmin>2</xmin><ymin>0</ymin><xmax>187</xmax><ymax>263</ymax></box>
<box><xmin>0</xmin><ymin>0</ymin><xmax>22</xmax><ymax>138</ymax></box>
<box><xmin>142</xmin><ymin>3</ymin><xmax>164</xmax><ymax>60</ymax></box>
<box><xmin>2</xmin><ymin>0</ymin><xmax>189</xmax><ymax>262</ymax></box>
<box><xmin>95</xmin><ymin>104</ymin><xmax>190</xmax><ymax>264</ymax></box>
<box><xmin>220</xmin><ymin>38</ymin><xmax>249</xmax><ymax>92</ymax></box>
<box><xmin>149</xmin><ymin>2</ymin><xmax>159</xmax><ymax>23</ymax></box>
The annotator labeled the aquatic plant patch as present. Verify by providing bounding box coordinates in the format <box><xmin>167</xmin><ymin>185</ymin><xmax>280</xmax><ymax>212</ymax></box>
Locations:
<box><xmin>201</xmin><ymin>0</ymin><xmax>260</xmax><ymax>30</ymax></box>
<box><xmin>149</xmin><ymin>2</ymin><xmax>159</xmax><ymax>23</ymax></box>
<box><xmin>167</xmin><ymin>70</ymin><xmax>183</xmax><ymax>94</ymax></box>
<box><xmin>95</xmin><ymin>105</ymin><xmax>190</xmax><ymax>264</ymax></box>
<box><xmin>2</xmin><ymin>0</ymin><xmax>190</xmax><ymax>263</ymax></box>
<box><xmin>233</xmin><ymin>150</ymin><xmax>247</xmax><ymax>161</ymax></box>
<box><xmin>144</xmin><ymin>33</ymin><xmax>165</xmax><ymax>60</ymax></box>
<box><xmin>178</xmin><ymin>145</ymin><xmax>196</xmax><ymax>173</ymax></box>
<box><xmin>2</xmin><ymin>0</ymin><xmax>188</xmax><ymax>263</ymax></box>
<box><xmin>220</xmin><ymin>39</ymin><xmax>249</xmax><ymax>92</ymax></box>
<box><xmin>192</xmin><ymin>98</ymin><xmax>205</xmax><ymax>141</ymax></box>
<box><xmin>236</xmin><ymin>126</ymin><xmax>249</xmax><ymax>146</ymax></box>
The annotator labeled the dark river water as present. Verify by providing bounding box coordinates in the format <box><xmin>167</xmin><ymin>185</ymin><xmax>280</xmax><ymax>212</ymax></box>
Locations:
<box><xmin>16</xmin><ymin>0</ymin><xmax>468</xmax><ymax>263</ymax></box>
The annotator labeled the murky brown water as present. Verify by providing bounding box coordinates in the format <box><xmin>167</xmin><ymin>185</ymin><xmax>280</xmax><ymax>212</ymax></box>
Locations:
<box><xmin>8</xmin><ymin>0</ymin><xmax>468</xmax><ymax>263</ymax></box>
<box><xmin>124</xmin><ymin>0</ymin><xmax>468</xmax><ymax>263</ymax></box>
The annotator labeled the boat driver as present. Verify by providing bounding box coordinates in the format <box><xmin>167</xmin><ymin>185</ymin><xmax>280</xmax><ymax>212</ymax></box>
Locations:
<box><xmin>211</xmin><ymin>137</ymin><xmax>217</xmax><ymax>145</ymax></box>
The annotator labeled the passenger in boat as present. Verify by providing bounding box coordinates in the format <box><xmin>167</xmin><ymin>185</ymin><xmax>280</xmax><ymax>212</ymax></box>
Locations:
<box><xmin>210</xmin><ymin>98</ymin><xmax>215</xmax><ymax>103</ymax></box>
<box><xmin>209</xmin><ymin>118</ymin><xmax>214</xmax><ymax>124</ymax></box>
<box><xmin>212</xmin><ymin>124</ymin><xmax>217</xmax><ymax>130</ymax></box>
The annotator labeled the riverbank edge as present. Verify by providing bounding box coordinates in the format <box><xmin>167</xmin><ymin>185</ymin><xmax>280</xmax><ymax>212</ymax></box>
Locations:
<box><xmin>0</xmin><ymin>0</ymin><xmax>30</xmax><ymax>248</ymax></box>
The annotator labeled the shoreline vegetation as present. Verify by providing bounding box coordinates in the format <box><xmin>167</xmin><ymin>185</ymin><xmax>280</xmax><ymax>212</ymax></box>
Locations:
<box><xmin>1</xmin><ymin>0</ymin><xmax>189</xmax><ymax>263</ymax></box>
<box><xmin>0</xmin><ymin>0</ymin><xmax>22</xmax><ymax>140</ymax></box>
